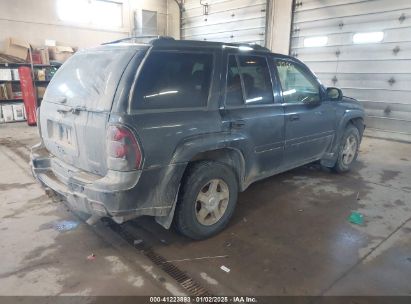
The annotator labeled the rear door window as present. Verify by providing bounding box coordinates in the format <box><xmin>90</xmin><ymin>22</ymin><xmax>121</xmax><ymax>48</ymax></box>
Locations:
<box><xmin>44</xmin><ymin>46</ymin><xmax>143</xmax><ymax>111</ymax></box>
<box><xmin>225</xmin><ymin>55</ymin><xmax>274</xmax><ymax>107</ymax></box>
<box><xmin>133</xmin><ymin>52</ymin><xmax>213</xmax><ymax>110</ymax></box>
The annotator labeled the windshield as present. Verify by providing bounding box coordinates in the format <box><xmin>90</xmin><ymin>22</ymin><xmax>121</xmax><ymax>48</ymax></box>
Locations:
<box><xmin>44</xmin><ymin>46</ymin><xmax>146</xmax><ymax>111</ymax></box>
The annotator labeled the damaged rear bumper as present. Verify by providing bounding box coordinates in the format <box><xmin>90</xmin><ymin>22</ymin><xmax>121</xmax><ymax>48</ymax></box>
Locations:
<box><xmin>30</xmin><ymin>143</ymin><xmax>181</xmax><ymax>224</ymax></box>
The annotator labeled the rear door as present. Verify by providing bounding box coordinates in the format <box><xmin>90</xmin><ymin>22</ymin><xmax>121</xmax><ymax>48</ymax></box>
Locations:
<box><xmin>274</xmin><ymin>58</ymin><xmax>336</xmax><ymax>167</ymax></box>
<box><xmin>39</xmin><ymin>45</ymin><xmax>145</xmax><ymax>176</ymax></box>
<box><xmin>220</xmin><ymin>51</ymin><xmax>285</xmax><ymax>183</ymax></box>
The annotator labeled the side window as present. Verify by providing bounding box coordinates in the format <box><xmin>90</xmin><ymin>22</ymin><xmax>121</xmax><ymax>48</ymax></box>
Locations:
<box><xmin>275</xmin><ymin>60</ymin><xmax>320</xmax><ymax>104</ymax></box>
<box><xmin>238</xmin><ymin>56</ymin><xmax>274</xmax><ymax>105</ymax></box>
<box><xmin>133</xmin><ymin>52</ymin><xmax>213</xmax><ymax>110</ymax></box>
<box><xmin>226</xmin><ymin>55</ymin><xmax>243</xmax><ymax>106</ymax></box>
<box><xmin>225</xmin><ymin>55</ymin><xmax>274</xmax><ymax>107</ymax></box>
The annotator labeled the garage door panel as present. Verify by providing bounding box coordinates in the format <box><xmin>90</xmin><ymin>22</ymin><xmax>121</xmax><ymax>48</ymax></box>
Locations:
<box><xmin>384</xmin><ymin>27</ymin><xmax>411</xmax><ymax>43</ymax></box>
<box><xmin>187</xmin><ymin>30</ymin><xmax>265</xmax><ymax>44</ymax></box>
<box><xmin>293</xmin><ymin>8</ymin><xmax>411</xmax><ymax>34</ymax></box>
<box><xmin>316</xmin><ymin>73</ymin><xmax>411</xmax><ymax>91</ymax></box>
<box><xmin>365</xmin><ymin>116</ymin><xmax>411</xmax><ymax>134</ymax></box>
<box><xmin>291</xmin><ymin>0</ymin><xmax>411</xmax><ymax>141</ymax></box>
<box><xmin>183</xmin><ymin>4</ymin><xmax>266</xmax><ymax>29</ymax></box>
<box><xmin>342</xmin><ymin>88</ymin><xmax>411</xmax><ymax>104</ymax></box>
<box><xmin>307</xmin><ymin>59</ymin><xmax>411</xmax><ymax>74</ymax></box>
<box><xmin>292</xmin><ymin>13</ymin><xmax>411</xmax><ymax>38</ymax></box>
<box><xmin>296</xmin><ymin>0</ymin><xmax>373</xmax><ymax>11</ymax></box>
<box><xmin>182</xmin><ymin>0</ymin><xmax>266</xmax><ymax>46</ymax></box>
<box><xmin>293</xmin><ymin>42</ymin><xmax>411</xmax><ymax>61</ymax></box>
<box><xmin>183</xmin><ymin>0</ymin><xmax>266</xmax><ymax>11</ymax></box>
<box><xmin>183</xmin><ymin>0</ymin><xmax>266</xmax><ymax>18</ymax></box>
<box><xmin>294</xmin><ymin>0</ymin><xmax>410</xmax><ymax>23</ymax></box>
<box><xmin>364</xmin><ymin>102</ymin><xmax>411</xmax><ymax>121</ymax></box>
<box><xmin>184</xmin><ymin>18</ymin><xmax>265</xmax><ymax>38</ymax></box>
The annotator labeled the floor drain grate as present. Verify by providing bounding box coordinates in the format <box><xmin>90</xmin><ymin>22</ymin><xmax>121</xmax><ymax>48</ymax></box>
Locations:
<box><xmin>107</xmin><ymin>221</ymin><xmax>211</xmax><ymax>297</ymax></box>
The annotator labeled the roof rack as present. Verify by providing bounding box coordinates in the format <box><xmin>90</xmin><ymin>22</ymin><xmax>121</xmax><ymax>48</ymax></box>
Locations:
<box><xmin>102</xmin><ymin>35</ymin><xmax>174</xmax><ymax>45</ymax></box>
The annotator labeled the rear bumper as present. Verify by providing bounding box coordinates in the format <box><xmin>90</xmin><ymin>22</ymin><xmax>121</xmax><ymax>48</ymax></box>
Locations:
<box><xmin>30</xmin><ymin>143</ymin><xmax>182</xmax><ymax>223</ymax></box>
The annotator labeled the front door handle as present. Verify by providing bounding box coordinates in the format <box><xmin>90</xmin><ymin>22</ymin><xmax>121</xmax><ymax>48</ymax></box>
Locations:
<box><xmin>289</xmin><ymin>114</ymin><xmax>300</xmax><ymax>121</ymax></box>
<box><xmin>230</xmin><ymin>120</ymin><xmax>246</xmax><ymax>129</ymax></box>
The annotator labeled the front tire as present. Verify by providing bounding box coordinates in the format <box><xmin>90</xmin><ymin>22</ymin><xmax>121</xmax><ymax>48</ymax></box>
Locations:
<box><xmin>333</xmin><ymin>124</ymin><xmax>360</xmax><ymax>173</ymax></box>
<box><xmin>175</xmin><ymin>161</ymin><xmax>238</xmax><ymax>240</ymax></box>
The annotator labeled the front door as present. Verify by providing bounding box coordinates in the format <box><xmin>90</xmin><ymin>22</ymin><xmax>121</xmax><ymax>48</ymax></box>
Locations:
<box><xmin>221</xmin><ymin>52</ymin><xmax>285</xmax><ymax>184</ymax></box>
<box><xmin>274</xmin><ymin>59</ymin><xmax>336</xmax><ymax>167</ymax></box>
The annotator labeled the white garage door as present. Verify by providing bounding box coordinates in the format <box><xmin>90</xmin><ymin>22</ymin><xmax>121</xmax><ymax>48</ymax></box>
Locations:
<box><xmin>290</xmin><ymin>0</ymin><xmax>411</xmax><ymax>142</ymax></box>
<box><xmin>182</xmin><ymin>0</ymin><xmax>267</xmax><ymax>46</ymax></box>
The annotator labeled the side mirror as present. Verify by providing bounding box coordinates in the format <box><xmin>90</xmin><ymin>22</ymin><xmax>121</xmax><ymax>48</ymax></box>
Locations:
<box><xmin>326</xmin><ymin>87</ymin><xmax>343</xmax><ymax>101</ymax></box>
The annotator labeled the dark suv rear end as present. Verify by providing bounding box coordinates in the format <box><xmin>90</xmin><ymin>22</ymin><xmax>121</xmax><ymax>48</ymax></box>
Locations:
<box><xmin>31</xmin><ymin>37</ymin><xmax>365</xmax><ymax>239</ymax></box>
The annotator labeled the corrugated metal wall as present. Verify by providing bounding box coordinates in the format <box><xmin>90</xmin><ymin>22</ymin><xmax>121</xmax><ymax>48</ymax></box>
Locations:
<box><xmin>290</xmin><ymin>0</ymin><xmax>411</xmax><ymax>142</ymax></box>
<box><xmin>182</xmin><ymin>0</ymin><xmax>268</xmax><ymax>45</ymax></box>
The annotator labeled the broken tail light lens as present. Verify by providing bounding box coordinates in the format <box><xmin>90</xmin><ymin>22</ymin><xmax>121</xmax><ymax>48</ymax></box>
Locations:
<box><xmin>107</xmin><ymin>125</ymin><xmax>142</xmax><ymax>171</ymax></box>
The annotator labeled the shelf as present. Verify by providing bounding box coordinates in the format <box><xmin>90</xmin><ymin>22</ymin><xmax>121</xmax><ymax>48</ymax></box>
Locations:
<box><xmin>0</xmin><ymin>80</ymin><xmax>20</xmax><ymax>83</ymax></box>
<box><xmin>0</xmin><ymin>98</ymin><xmax>23</xmax><ymax>102</ymax></box>
<box><xmin>0</xmin><ymin>63</ymin><xmax>58</xmax><ymax>68</ymax></box>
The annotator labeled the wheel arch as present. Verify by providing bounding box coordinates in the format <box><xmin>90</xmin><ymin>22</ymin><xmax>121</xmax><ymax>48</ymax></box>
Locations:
<box><xmin>321</xmin><ymin>111</ymin><xmax>365</xmax><ymax>168</ymax></box>
<box><xmin>186</xmin><ymin>147</ymin><xmax>246</xmax><ymax>190</ymax></box>
<box><xmin>155</xmin><ymin>135</ymin><xmax>247</xmax><ymax>229</ymax></box>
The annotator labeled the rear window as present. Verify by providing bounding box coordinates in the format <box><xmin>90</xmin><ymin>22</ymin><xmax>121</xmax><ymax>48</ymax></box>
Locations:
<box><xmin>132</xmin><ymin>51</ymin><xmax>213</xmax><ymax>110</ymax></box>
<box><xmin>44</xmin><ymin>46</ymin><xmax>144</xmax><ymax>111</ymax></box>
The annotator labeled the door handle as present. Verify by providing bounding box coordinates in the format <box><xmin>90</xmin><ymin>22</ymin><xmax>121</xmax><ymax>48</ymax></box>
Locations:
<box><xmin>230</xmin><ymin>120</ymin><xmax>246</xmax><ymax>129</ymax></box>
<box><xmin>289</xmin><ymin>114</ymin><xmax>300</xmax><ymax>121</ymax></box>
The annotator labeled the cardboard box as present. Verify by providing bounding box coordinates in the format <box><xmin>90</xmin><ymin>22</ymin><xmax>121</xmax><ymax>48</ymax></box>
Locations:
<box><xmin>12</xmin><ymin>103</ymin><xmax>25</xmax><ymax>121</ymax></box>
<box><xmin>3</xmin><ymin>37</ymin><xmax>30</xmax><ymax>61</ymax></box>
<box><xmin>1</xmin><ymin>104</ymin><xmax>14</xmax><ymax>122</ymax></box>
<box><xmin>40</xmin><ymin>47</ymin><xmax>50</xmax><ymax>65</ymax></box>
<box><xmin>31</xmin><ymin>51</ymin><xmax>42</xmax><ymax>64</ymax></box>
<box><xmin>49</xmin><ymin>45</ymin><xmax>74</xmax><ymax>62</ymax></box>
<box><xmin>32</xmin><ymin>48</ymin><xmax>50</xmax><ymax>65</ymax></box>
<box><xmin>0</xmin><ymin>83</ymin><xmax>13</xmax><ymax>100</ymax></box>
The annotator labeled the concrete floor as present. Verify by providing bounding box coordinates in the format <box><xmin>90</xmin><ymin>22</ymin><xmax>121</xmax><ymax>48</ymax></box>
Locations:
<box><xmin>0</xmin><ymin>122</ymin><xmax>410</xmax><ymax>296</ymax></box>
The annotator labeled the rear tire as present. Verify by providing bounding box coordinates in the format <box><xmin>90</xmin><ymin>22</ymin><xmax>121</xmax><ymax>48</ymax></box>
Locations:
<box><xmin>333</xmin><ymin>124</ymin><xmax>360</xmax><ymax>173</ymax></box>
<box><xmin>175</xmin><ymin>161</ymin><xmax>238</xmax><ymax>240</ymax></box>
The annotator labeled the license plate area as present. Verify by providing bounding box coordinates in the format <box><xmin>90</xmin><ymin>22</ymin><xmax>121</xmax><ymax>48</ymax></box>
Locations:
<box><xmin>47</xmin><ymin>120</ymin><xmax>76</xmax><ymax>148</ymax></box>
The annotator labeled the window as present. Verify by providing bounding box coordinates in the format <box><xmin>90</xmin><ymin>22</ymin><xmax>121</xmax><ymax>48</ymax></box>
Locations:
<box><xmin>276</xmin><ymin>60</ymin><xmax>320</xmax><ymax>104</ymax></box>
<box><xmin>304</xmin><ymin>36</ymin><xmax>328</xmax><ymax>48</ymax></box>
<box><xmin>133</xmin><ymin>52</ymin><xmax>213</xmax><ymax>110</ymax></box>
<box><xmin>225</xmin><ymin>55</ymin><xmax>274</xmax><ymax>107</ymax></box>
<box><xmin>57</xmin><ymin>0</ymin><xmax>123</xmax><ymax>28</ymax></box>
<box><xmin>353</xmin><ymin>32</ymin><xmax>384</xmax><ymax>44</ymax></box>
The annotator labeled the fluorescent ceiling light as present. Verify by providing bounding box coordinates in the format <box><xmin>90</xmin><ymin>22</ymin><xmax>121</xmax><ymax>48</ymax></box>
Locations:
<box><xmin>304</xmin><ymin>36</ymin><xmax>328</xmax><ymax>48</ymax></box>
<box><xmin>353</xmin><ymin>32</ymin><xmax>384</xmax><ymax>44</ymax></box>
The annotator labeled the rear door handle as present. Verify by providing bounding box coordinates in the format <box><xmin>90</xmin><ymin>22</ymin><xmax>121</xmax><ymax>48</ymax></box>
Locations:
<box><xmin>230</xmin><ymin>120</ymin><xmax>246</xmax><ymax>129</ymax></box>
<box><xmin>289</xmin><ymin>114</ymin><xmax>300</xmax><ymax>121</ymax></box>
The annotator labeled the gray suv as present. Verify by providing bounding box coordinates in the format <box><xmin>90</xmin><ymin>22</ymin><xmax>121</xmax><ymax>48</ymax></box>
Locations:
<box><xmin>31</xmin><ymin>37</ymin><xmax>365</xmax><ymax>239</ymax></box>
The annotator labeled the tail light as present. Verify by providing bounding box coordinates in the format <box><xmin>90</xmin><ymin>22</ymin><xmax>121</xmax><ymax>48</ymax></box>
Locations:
<box><xmin>107</xmin><ymin>125</ymin><xmax>142</xmax><ymax>171</ymax></box>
